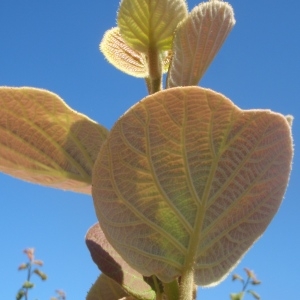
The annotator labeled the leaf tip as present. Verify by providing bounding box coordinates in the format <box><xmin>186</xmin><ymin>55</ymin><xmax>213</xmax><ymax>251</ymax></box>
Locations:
<box><xmin>285</xmin><ymin>114</ymin><xmax>294</xmax><ymax>127</ymax></box>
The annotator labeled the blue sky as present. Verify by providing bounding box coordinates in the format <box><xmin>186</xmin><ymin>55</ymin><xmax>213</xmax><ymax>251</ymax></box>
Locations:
<box><xmin>0</xmin><ymin>0</ymin><xmax>299</xmax><ymax>299</ymax></box>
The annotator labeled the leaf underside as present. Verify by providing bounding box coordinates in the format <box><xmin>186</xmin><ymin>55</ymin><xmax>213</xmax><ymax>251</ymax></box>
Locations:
<box><xmin>86</xmin><ymin>274</ymin><xmax>128</xmax><ymax>300</ymax></box>
<box><xmin>167</xmin><ymin>0</ymin><xmax>236</xmax><ymax>87</ymax></box>
<box><xmin>92</xmin><ymin>86</ymin><xmax>293</xmax><ymax>286</ymax></box>
<box><xmin>86</xmin><ymin>223</ymin><xmax>156</xmax><ymax>300</ymax></box>
<box><xmin>117</xmin><ymin>0</ymin><xmax>188</xmax><ymax>53</ymax></box>
<box><xmin>0</xmin><ymin>87</ymin><xmax>108</xmax><ymax>194</ymax></box>
<box><xmin>100</xmin><ymin>27</ymin><xmax>148</xmax><ymax>78</ymax></box>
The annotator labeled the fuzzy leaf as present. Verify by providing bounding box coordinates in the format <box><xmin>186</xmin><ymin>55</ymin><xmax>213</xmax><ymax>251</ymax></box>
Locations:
<box><xmin>167</xmin><ymin>0</ymin><xmax>235</xmax><ymax>87</ymax></box>
<box><xmin>86</xmin><ymin>223</ymin><xmax>156</xmax><ymax>300</ymax></box>
<box><xmin>100</xmin><ymin>27</ymin><xmax>148</xmax><ymax>78</ymax></box>
<box><xmin>92</xmin><ymin>86</ymin><xmax>293</xmax><ymax>286</ymax></box>
<box><xmin>0</xmin><ymin>87</ymin><xmax>108</xmax><ymax>194</ymax></box>
<box><xmin>99</xmin><ymin>28</ymin><xmax>172</xmax><ymax>78</ymax></box>
<box><xmin>86</xmin><ymin>274</ymin><xmax>129</xmax><ymax>300</ymax></box>
<box><xmin>117</xmin><ymin>0</ymin><xmax>188</xmax><ymax>53</ymax></box>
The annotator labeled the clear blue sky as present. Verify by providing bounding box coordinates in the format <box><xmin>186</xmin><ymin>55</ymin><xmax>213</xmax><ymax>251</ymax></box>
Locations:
<box><xmin>0</xmin><ymin>0</ymin><xmax>299</xmax><ymax>299</ymax></box>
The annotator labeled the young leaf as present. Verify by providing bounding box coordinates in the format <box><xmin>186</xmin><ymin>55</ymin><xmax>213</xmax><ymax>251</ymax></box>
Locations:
<box><xmin>86</xmin><ymin>274</ymin><xmax>129</xmax><ymax>300</ymax></box>
<box><xmin>0</xmin><ymin>87</ymin><xmax>108</xmax><ymax>194</ymax></box>
<box><xmin>92</xmin><ymin>86</ymin><xmax>293</xmax><ymax>286</ymax></box>
<box><xmin>117</xmin><ymin>0</ymin><xmax>188</xmax><ymax>53</ymax></box>
<box><xmin>167</xmin><ymin>0</ymin><xmax>235</xmax><ymax>87</ymax></box>
<box><xmin>247</xmin><ymin>290</ymin><xmax>260</xmax><ymax>300</ymax></box>
<box><xmin>33</xmin><ymin>269</ymin><xmax>47</xmax><ymax>280</ymax></box>
<box><xmin>230</xmin><ymin>292</ymin><xmax>244</xmax><ymax>300</ymax></box>
<box><xmin>86</xmin><ymin>223</ymin><xmax>156</xmax><ymax>300</ymax></box>
<box><xmin>100</xmin><ymin>27</ymin><xmax>148</xmax><ymax>78</ymax></box>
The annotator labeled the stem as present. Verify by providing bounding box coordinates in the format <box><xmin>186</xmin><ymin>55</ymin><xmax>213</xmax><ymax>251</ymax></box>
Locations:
<box><xmin>163</xmin><ymin>279</ymin><xmax>180</xmax><ymax>300</ymax></box>
<box><xmin>147</xmin><ymin>47</ymin><xmax>162</xmax><ymax>94</ymax></box>
<box><xmin>179</xmin><ymin>268</ymin><xmax>195</xmax><ymax>300</ymax></box>
<box><xmin>152</xmin><ymin>275</ymin><xmax>163</xmax><ymax>300</ymax></box>
<box><xmin>25</xmin><ymin>263</ymin><xmax>32</xmax><ymax>300</ymax></box>
<box><xmin>242</xmin><ymin>276</ymin><xmax>250</xmax><ymax>292</ymax></box>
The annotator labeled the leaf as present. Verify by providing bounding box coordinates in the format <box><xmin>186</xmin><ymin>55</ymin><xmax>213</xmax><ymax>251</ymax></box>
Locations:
<box><xmin>33</xmin><ymin>269</ymin><xmax>47</xmax><ymax>280</ymax></box>
<box><xmin>22</xmin><ymin>281</ymin><xmax>34</xmax><ymax>289</ymax></box>
<box><xmin>117</xmin><ymin>0</ymin><xmax>188</xmax><ymax>53</ymax></box>
<box><xmin>0</xmin><ymin>87</ymin><xmax>108</xmax><ymax>194</ymax></box>
<box><xmin>100</xmin><ymin>27</ymin><xmax>148</xmax><ymax>78</ymax></box>
<box><xmin>86</xmin><ymin>274</ymin><xmax>129</xmax><ymax>300</ymax></box>
<box><xmin>86</xmin><ymin>223</ymin><xmax>156</xmax><ymax>300</ymax></box>
<box><xmin>99</xmin><ymin>27</ymin><xmax>173</xmax><ymax>79</ymax></box>
<box><xmin>247</xmin><ymin>290</ymin><xmax>260</xmax><ymax>300</ymax></box>
<box><xmin>92</xmin><ymin>86</ymin><xmax>293</xmax><ymax>286</ymax></box>
<box><xmin>230</xmin><ymin>292</ymin><xmax>244</xmax><ymax>300</ymax></box>
<box><xmin>16</xmin><ymin>290</ymin><xmax>26</xmax><ymax>300</ymax></box>
<box><xmin>167</xmin><ymin>0</ymin><xmax>235</xmax><ymax>88</ymax></box>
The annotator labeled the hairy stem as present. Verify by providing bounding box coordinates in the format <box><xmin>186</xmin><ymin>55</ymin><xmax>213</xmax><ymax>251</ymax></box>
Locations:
<box><xmin>147</xmin><ymin>47</ymin><xmax>162</xmax><ymax>94</ymax></box>
<box><xmin>179</xmin><ymin>268</ymin><xmax>195</xmax><ymax>300</ymax></box>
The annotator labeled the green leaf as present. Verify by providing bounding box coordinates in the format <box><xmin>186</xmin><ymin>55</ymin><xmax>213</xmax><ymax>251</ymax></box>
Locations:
<box><xmin>33</xmin><ymin>269</ymin><xmax>47</xmax><ymax>280</ymax></box>
<box><xmin>22</xmin><ymin>281</ymin><xmax>34</xmax><ymax>289</ymax></box>
<box><xmin>0</xmin><ymin>87</ymin><xmax>109</xmax><ymax>194</ymax></box>
<box><xmin>86</xmin><ymin>274</ymin><xmax>129</xmax><ymax>300</ymax></box>
<box><xmin>167</xmin><ymin>0</ymin><xmax>235</xmax><ymax>87</ymax></box>
<box><xmin>86</xmin><ymin>223</ymin><xmax>156</xmax><ymax>300</ymax></box>
<box><xmin>100</xmin><ymin>27</ymin><xmax>148</xmax><ymax>78</ymax></box>
<box><xmin>248</xmin><ymin>290</ymin><xmax>261</xmax><ymax>300</ymax></box>
<box><xmin>92</xmin><ymin>86</ymin><xmax>293</xmax><ymax>286</ymax></box>
<box><xmin>230</xmin><ymin>292</ymin><xmax>244</xmax><ymax>300</ymax></box>
<box><xmin>16</xmin><ymin>290</ymin><xmax>26</xmax><ymax>300</ymax></box>
<box><xmin>117</xmin><ymin>0</ymin><xmax>188</xmax><ymax>53</ymax></box>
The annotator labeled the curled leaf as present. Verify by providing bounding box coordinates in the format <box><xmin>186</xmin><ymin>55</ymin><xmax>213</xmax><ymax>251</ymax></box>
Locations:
<box><xmin>86</xmin><ymin>223</ymin><xmax>156</xmax><ymax>300</ymax></box>
<box><xmin>118</xmin><ymin>0</ymin><xmax>188</xmax><ymax>53</ymax></box>
<box><xmin>92</xmin><ymin>86</ymin><xmax>293</xmax><ymax>286</ymax></box>
<box><xmin>167</xmin><ymin>0</ymin><xmax>235</xmax><ymax>87</ymax></box>
<box><xmin>86</xmin><ymin>274</ymin><xmax>129</xmax><ymax>300</ymax></box>
<box><xmin>0</xmin><ymin>87</ymin><xmax>108</xmax><ymax>194</ymax></box>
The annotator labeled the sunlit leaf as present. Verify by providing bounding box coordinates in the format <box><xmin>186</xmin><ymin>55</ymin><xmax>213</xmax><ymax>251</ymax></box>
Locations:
<box><xmin>92</xmin><ymin>86</ymin><xmax>293</xmax><ymax>286</ymax></box>
<box><xmin>99</xmin><ymin>27</ymin><xmax>173</xmax><ymax>79</ymax></box>
<box><xmin>86</xmin><ymin>274</ymin><xmax>129</xmax><ymax>300</ymax></box>
<box><xmin>86</xmin><ymin>223</ymin><xmax>156</xmax><ymax>300</ymax></box>
<box><xmin>167</xmin><ymin>0</ymin><xmax>235</xmax><ymax>87</ymax></box>
<box><xmin>117</xmin><ymin>0</ymin><xmax>188</xmax><ymax>53</ymax></box>
<box><xmin>0</xmin><ymin>87</ymin><xmax>108</xmax><ymax>194</ymax></box>
<box><xmin>100</xmin><ymin>27</ymin><xmax>148</xmax><ymax>78</ymax></box>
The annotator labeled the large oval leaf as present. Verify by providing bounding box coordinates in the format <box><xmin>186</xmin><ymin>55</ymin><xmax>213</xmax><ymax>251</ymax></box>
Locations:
<box><xmin>92</xmin><ymin>86</ymin><xmax>293</xmax><ymax>286</ymax></box>
<box><xmin>0</xmin><ymin>87</ymin><xmax>108</xmax><ymax>194</ymax></box>
<box><xmin>167</xmin><ymin>0</ymin><xmax>235</xmax><ymax>87</ymax></box>
<box><xmin>117</xmin><ymin>0</ymin><xmax>188</xmax><ymax>53</ymax></box>
<box><xmin>86</xmin><ymin>223</ymin><xmax>156</xmax><ymax>300</ymax></box>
